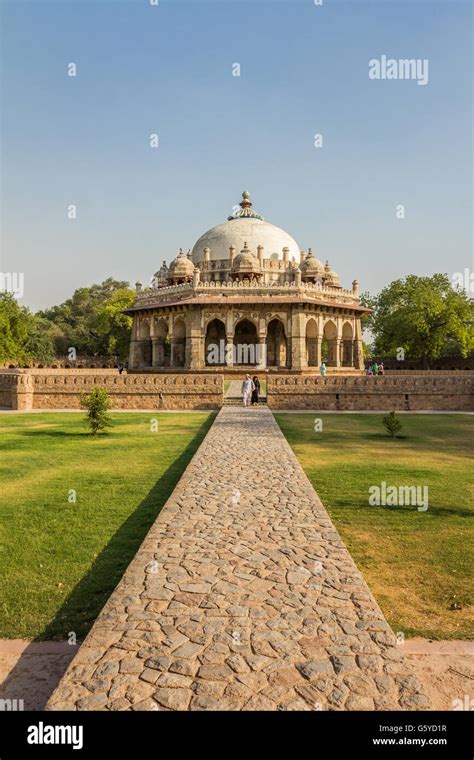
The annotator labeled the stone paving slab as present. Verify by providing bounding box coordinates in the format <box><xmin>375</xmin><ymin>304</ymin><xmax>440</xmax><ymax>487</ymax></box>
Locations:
<box><xmin>47</xmin><ymin>406</ymin><xmax>430</xmax><ymax>711</ymax></box>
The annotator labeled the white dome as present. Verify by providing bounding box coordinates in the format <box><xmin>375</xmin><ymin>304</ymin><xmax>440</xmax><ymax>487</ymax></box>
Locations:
<box><xmin>191</xmin><ymin>191</ymin><xmax>301</xmax><ymax>263</ymax></box>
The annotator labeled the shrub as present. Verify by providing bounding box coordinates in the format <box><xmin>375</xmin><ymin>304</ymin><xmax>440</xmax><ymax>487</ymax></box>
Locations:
<box><xmin>383</xmin><ymin>411</ymin><xmax>402</xmax><ymax>439</ymax></box>
<box><xmin>80</xmin><ymin>388</ymin><xmax>112</xmax><ymax>435</ymax></box>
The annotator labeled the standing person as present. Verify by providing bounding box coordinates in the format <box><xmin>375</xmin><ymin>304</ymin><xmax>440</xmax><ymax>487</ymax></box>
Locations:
<box><xmin>251</xmin><ymin>375</ymin><xmax>260</xmax><ymax>405</ymax></box>
<box><xmin>117</xmin><ymin>362</ymin><xmax>124</xmax><ymax>375</ymax></box>
<box><xmin>319</xmin><ymin>362</ymin><xmax>327</xmax><ymax>377</ymax></box>
<box><xmin>242</xmin><ymin>374</ymin><xmax>253</xmax><ymax>407</ymax></box>
<box><xmin>378</xmin><ymin>362</ymin><xmax>384</xmax><ymax>376</ymax></box>
<box><xmin>372</xmin><ymin>361</ymin><xmax>378</xmax><ymax>376</ymax></box>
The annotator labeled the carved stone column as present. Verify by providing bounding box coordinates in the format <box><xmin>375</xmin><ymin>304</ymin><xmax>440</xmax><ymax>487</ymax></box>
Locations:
<box><xmin>188</xmin><ymin>308</ymin><xmax>204</xmax><ymax>369</ymax></box>
<box><xmin>316</xmin><ymin>335</ymin><xmax>323</xmax><ymax>368</ymax></box>
<box><xmin>290</xmin><ymin>307</ymin><xmax>307</xmax><ymax>370</ymax></box>
<box><xmin>354</xmin><ymin>317</ymin><xmax>365</xmax><ymax>370</ymax></box>
<box><xmin>128</xmin><ymin>316</ymin><xmax>142</xmax><ymax>370</ymax></box>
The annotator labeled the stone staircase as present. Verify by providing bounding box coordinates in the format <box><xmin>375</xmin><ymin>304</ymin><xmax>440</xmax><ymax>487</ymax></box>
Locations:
<box><xmin>224</xmin><ymin>378</ymin><xmax>267</xmax><ymax>405</ymax></box>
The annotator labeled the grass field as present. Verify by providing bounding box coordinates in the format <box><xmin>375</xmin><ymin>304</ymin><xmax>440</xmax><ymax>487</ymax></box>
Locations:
<box><xmin>0</xmin><ymin>412</ymin><xmax>214</xmax><ymax>640</ymax></box>
<box><xmin>275</xmin><ymin>413</ymin><xmax>473</xmax><ymax>640</ymax></box>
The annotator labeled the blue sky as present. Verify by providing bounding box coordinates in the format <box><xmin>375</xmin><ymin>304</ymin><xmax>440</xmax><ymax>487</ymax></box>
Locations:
<box><xmin>1</xmin><ymin>0</ymin><xmax>472</xmax><ymax>310</ymax></box>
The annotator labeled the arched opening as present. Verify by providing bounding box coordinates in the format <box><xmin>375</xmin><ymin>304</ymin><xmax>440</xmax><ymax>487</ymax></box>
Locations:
<box><xmin>323</xmin><ymin>320</ymin><xmax>338</xmax><ymax>366</ymax></box>
<box><xmin>233</xmin><ymin>319</ymin><xmax>259</xmax><ymax>366</ymax></box>
<box><xmin>342</xmin><ymin>322</ymin><xmax>354</xmax><ymax>367</ymax></box>
<box><xmin>306</xmin><ymin>318</ymin><xmax>318</xmax><ymax>367</ymax></box>
<box><xmin>139</xmin><ymin>320</ymin><xmax>152</xmax><ymax>367</ymax></box>
<box><xmin>152</xmin><ymin>319</ymin><xmax>170</xmax><ymax>368</ymax></box>
<box><xmin>172</xmin><ymin>319</ymin><xmax>186</xmax><ymax>368</ymax></box>
<box><xmin>267</xmin><ymin>319</ymin><xmax>287</xmax><ymax>367</ymax></box>
<box><xmin>205</xmin><ymin>319</ymin><xmax>226</xmax><ymax>366</ymax></box>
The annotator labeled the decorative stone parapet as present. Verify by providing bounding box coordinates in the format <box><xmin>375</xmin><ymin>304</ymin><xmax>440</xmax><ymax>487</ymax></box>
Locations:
<box><xmin>267</xmin><ymin>373</ymin><xmax>474</xmax><ymax>411</ymax></box>
<box><xmin>133</xmin><ymin>280</ymin><xmax>358</xmax><ymax>308</ymax></box>
<box><xmin>0</xmin><ymin>372</ymin><xmax>223</xmax><ymax>411</ymax></box>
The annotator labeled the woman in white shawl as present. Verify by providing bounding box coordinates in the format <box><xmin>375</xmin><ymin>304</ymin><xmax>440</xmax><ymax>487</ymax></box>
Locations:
<box><xmin>241</xmin><ymin>374</ymin><xmax>254</xmax><ymax>407</ymax></box>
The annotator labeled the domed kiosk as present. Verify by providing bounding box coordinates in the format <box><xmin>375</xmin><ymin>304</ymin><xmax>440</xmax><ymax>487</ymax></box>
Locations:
<box><xmin>126</xmin><ymin>191</ymin><xmax>369</xmax><ymax>371</ymax></box>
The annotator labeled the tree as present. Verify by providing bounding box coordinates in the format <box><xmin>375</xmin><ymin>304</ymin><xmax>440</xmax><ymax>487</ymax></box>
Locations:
<box><xmin>383</xmin><ymin>411</ymin><xmax>403</xmax><ymax>439</ymax></box>
<box><xmin>362</xmin><ymin>275</ymin><xmax>474</xmax><ymax>367</ymax></box>
<box><xmin>94</xmin><ymin>288</ymin><xmax>134</xmax><ymax>360</ymax></box>
<box><xmin>80</xmin><ymin>388</ymin><xmax>112</xmax><ymax>435</ymax></box>
<box><xmin>0</xmin><ymin>293</ymin><xmax>55</xmax><ymax>365</ymax></box>
<box><xmin>39</xmin><ymin>278</ymin><xmax>133</xmax><ymax>359</ymax></box>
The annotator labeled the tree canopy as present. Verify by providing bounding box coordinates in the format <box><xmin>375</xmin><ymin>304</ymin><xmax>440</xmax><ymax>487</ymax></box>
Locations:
<box><xmin>0</xmin><ymin>294</ymin><xmax>56</xmax><ymax>365</ymax></box>
<box><xmin>361</xmin><ymin>274</ymin><xmax>473</xmax><ymax>366</ymax></box>
<box><xmin>1</xmin><ymin>278</ymin><xmax>134</xmax><ymax>365</ymax></box>
<box><xmin>39</xmin><ymin>278</ymin><xmax>134</xmax><ymax>360</ymax></box>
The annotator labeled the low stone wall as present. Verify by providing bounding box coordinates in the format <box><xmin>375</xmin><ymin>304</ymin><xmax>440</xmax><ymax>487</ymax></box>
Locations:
<box><xmin>0</xmin><ymin>372</ymin><xmax>223</xmax><ymax>411</ymax></box>
<box><xmin>267</xmin><ymin>373</ymin><xmax>474</xmax><ymax>411</ymax></box>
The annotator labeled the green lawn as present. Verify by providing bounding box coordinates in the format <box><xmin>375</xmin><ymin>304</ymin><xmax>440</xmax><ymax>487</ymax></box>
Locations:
<box><xmin>275</xmin><ymin>413</ymin><xmax>474</xmax><ymax>640</ymax></box>
<box><xmin>0</xmin><ymin>412</ymin><xmax>214</xmax><ymax>640</ymax></box>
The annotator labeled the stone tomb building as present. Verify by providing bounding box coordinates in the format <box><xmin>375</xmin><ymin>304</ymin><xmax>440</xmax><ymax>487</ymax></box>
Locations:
<box><xmin>126</xmin><ymin>192</ymin><xmax>370</xmax><ymax>371</ymax></box>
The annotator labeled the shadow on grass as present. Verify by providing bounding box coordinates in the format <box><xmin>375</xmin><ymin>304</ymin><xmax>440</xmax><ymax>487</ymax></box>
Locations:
<box><xmin>0</xmin><ymin>414</ymin><xmax>214</xmax><ymax>709</ymax></box>
<box><xmin>18</xmin><ymin>430</ymin><xmax>90</xmax><ymax>437</ymax></box>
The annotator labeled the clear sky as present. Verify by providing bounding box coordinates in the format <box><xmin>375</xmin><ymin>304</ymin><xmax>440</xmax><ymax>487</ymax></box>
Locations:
<box><xmin>1</xmin><ymin>0</ymin><xmax>472</xmax><ymax>311</ymax></box>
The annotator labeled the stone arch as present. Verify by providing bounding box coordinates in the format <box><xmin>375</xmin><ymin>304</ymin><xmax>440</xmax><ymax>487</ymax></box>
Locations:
<box><xmin>205</xmin><ymin>318</ymin><xmax>226</xmax><ymax>367</ymax></box>
<box><xmin>151</xmin><ymin>318</ymin><xmax>170</xmax><ymax>368</ymax></box>
<box><xmin>342</xmin><ymin>321</ymin><xmax>354</xmax><ymax>367</ymax></box>
<box><xmin>172</xmin><ymin>318</ymin><xmax>186</xmax><ymax>368</ymax></box>
<box><xmin>306</xmin><ymin>317</ymin><xmax>318</xmax><ymax>367</ymax></box>
<box><xmin>267</xmin><ymin>318</ymin><xmax>287</xmax><ymax>368</ymax></box>
<box><xmin>233</xmin><ymin>315</ymin><xmax>258</xmax><ymax>332</ymax></box>
<box><xmin>323</xmin><ymin>319</ymin><xmax>338</xmax><ymax>366</ymax></box>
<box><xmin>233</xmin><ymin>319</ymin><xmax>259</xmax><ymax>366</ymax></box>
<box><xmin>139</xmin><ymin>318</ymin><xmax>152</xmax><ymax>368</ymax></box>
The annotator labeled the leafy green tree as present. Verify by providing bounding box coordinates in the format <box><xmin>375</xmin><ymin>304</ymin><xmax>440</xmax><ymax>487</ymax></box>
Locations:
<box><xmin>80</xmin><ymin>388</ymin><xmax>112</xmax><ymax>435</ymax></box>
<box><xmin>0</xmin><ymin>294</ymin><xmax>55</xmax><ymax>364</ymax></box>
<box><xmin>362</xmin><ymin>275</ymin><xmax>473</xmax><ymax>367</ymax></box>
<box><xmin>39</xmin><ymin>278</ymin><xmax>134</xmax><ymax>360</ymax></box>
<box><xmin>383</xmin><ymin>411</ymin><xmax>403</xmax><ymax>439</ymax></box>
<box><xmin>94</xmin><ymin>288</ymin><xmax>134</xmax><ymax>360</ymax></box>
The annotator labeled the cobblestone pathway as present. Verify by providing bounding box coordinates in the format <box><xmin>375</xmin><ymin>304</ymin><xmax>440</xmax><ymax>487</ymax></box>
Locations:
<box><xmin>48</xmin><ymin>407</ymin><xmax>430</xmax><ymax>711</ymax></box>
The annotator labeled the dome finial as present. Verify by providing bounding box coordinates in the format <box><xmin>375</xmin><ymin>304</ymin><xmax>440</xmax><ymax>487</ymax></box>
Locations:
<box><xmin>227</xmin><ymin>190</ymin><xmax>264</xmax><ymax>221</ymax></box>
<box><xmin>240</xmin><ymin>190</ymin><xmax>252</xmax><ymax>209</ymax></box>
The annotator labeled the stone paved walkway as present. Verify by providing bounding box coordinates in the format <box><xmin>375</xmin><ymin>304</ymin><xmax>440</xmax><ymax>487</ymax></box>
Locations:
<box><xmin>47</xmin><ymin>407</ymin><xmax>430</xmax><ymax>711</ymax></box>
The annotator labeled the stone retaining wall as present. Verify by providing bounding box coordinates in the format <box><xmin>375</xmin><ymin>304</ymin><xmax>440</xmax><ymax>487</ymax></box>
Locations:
<box><xmin>0</xmin><ymin>372</ymin><xmax>223</xmax><ymax>411</ymax></box>
<box><xmin>1</xmin><ymin>371</ymin><xmax>472</xmax><ymax>412</ymax></box>
<box><xmin>267</xmin><ymin>374</ymin><xmax>474</xmax><ymax>411</ymax></box>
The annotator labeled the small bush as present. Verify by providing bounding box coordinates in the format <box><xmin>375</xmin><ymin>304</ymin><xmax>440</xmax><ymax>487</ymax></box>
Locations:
<box><xmin>80</xmin><ymin>388</ymin><xmax>112</xmax><ymax>435</ymax></box>
<box><xmin>383</xmin><ymin>411</ymin><xmax>402</xmax><ymax>439</ymax></box>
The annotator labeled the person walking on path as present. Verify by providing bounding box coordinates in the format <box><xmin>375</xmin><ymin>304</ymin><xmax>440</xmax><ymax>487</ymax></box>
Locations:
<box><xmin>242</xmin><ymin>374</ymin><xmax>254</xmax><ymax>407</ymax></box>
<box><xmin>251</xmin><ymin>375</ymin><xmax>260</xmax><ymax>405</ymax></box>
<box><xmin>319</xmin><ymin>362</ymin><xmax>327</xmax><ymax>377</ymax></box>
